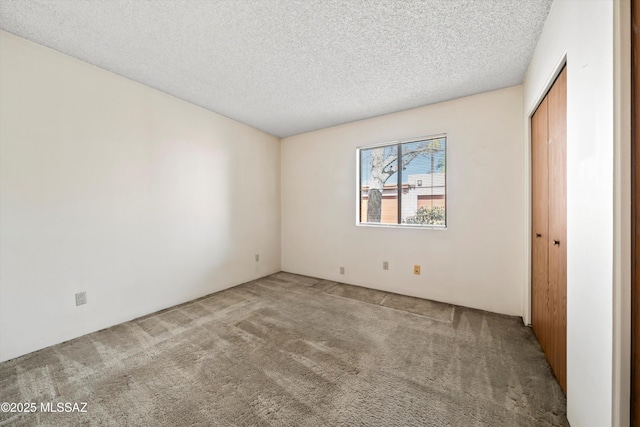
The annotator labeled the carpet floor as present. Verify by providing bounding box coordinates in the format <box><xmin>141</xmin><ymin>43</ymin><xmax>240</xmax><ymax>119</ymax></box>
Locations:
<box><xmin>0</xmin><ymin>272</ymin><xmax>568</xmax><ymax>426</ymax></box>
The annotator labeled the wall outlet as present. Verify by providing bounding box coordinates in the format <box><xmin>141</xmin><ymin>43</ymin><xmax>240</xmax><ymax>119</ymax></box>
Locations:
<box><xmin>75</xmin><ymin>291</ymin><xmax>87</xmax><ymax>306</ymax></box>
<box><xmin>340</xmin><ymin>267</ymin><xmax>345</xmax><ymax>275</ymax></box>
<box><xmin>414</xmin><ymin>265</ymin><xmax>421</xmax><ymax>275</ymax></box>
<box><xmin>383</xmin><ymin>261</ymin><xmax>389</xmax><ymax>270</ymax></box>
<box><xmin>255</xmin><ymin>254</ymin><xmax>260</xmax><ymax>262</ymax></box>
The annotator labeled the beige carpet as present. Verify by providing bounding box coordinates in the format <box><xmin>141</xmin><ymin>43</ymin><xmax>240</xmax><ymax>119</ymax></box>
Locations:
<box><xmin>0</xmin><ymin>272</ymin><xmax>568</xmax><ymax>426</ymax></box>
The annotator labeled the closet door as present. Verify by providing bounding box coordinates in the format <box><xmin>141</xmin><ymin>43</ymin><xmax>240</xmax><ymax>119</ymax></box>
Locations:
<box><xmin>531</xmin><ymin>97</ymin><xmax>549</xmax><ymax>353</ymax></box>
<box><xmin>531</xmin><ymin>66</ymin><xmax>567</xmax><ymax>393</ymax></box>
<box><xmin>547</xmin><ymin>67</ymin><xmax>567</xmax><ymax>392</ymax></box>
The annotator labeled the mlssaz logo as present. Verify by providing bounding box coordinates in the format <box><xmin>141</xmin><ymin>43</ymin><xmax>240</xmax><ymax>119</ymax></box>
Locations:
<box><xmin>40</xmin><ymin>402</ymin><xmax>88</xmax><ymax>413</ymax></box>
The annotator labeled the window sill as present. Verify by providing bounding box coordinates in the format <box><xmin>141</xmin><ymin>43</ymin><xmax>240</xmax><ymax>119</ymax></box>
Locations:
<box><xmin>356</xmin><ymin>222</ymin><xmax>447</xmax><ymax>230</ymax></box>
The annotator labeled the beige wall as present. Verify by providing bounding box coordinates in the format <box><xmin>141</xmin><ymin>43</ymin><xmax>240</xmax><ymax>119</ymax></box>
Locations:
<box><xmin>281</xmin><ymin>85</ymin><xmax>524</xmax><ymax>316</ymax></box>
<box><xmin>360</xmin><ymin>195</ymin><xmax>445</xmax><ymax>223</ymax></box>
<box><xmin>360</xmin><ymin>197</ymin><xmax>399</xmax><ymax>224</ymax></box>
<box><xmin>0</xmin><ymin>31</ymin><xmax>281</xmax><ymax>362</ymax></box>
<box><xmin>418</xmin><ymin>195</ymin><xmax>446</xmax><ymax>209</ymax></box>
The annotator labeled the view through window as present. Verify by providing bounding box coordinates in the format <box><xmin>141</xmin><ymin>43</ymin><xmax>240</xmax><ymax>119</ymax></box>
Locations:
<box><xmin>358</xmin><ymin>136</ymin><xmax>446</xmax><ymax>227</ymax></box>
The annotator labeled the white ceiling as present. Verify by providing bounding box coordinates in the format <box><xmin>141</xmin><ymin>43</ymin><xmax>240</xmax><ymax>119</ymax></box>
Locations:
<box><xmin>0</xmin><ymin>0</ymin><xmax>553</xmax><ymax>138</ymax></box>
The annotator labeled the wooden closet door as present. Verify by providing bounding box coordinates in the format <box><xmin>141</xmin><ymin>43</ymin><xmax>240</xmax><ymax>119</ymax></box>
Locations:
<box><xmin>531</xmin><ymin>66</ymin><xmax>567</xmax><ymax>393</ymax></box>
<box><xmin>547</xmin><ymin>67</ymin><xmax>567</xmax><ymax>392</ymax></box>
<box><xmin>531</xmin><ymin>98</ymin><xmax>549</xmax><ymax>352</ymax></box>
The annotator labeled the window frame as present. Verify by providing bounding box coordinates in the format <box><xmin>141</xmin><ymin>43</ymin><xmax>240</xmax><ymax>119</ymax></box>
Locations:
<box><xmin>356</xmin><ymin>134</ymin><xmax>447</xmax><ymax>230</ymax></box>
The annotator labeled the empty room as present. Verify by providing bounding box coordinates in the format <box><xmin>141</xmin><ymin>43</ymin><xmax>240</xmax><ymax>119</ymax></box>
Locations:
<box><xmin>0</xmin><ymin>0</ymin><xmax>635</xmax><ymax>426</ymax></box>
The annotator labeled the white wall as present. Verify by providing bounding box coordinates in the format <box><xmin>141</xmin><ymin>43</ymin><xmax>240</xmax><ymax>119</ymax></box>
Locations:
<box><xmin>522</xmin><ymin>1</ymin><xmax>615</xmax><ymax>425</ymax></box>
<box><xmin>0</xmin><ymin>31</ymin><xmax>281</xmax><ymax>363</ymax></box>
<box><xmin>281</xmin><ymin>86</ymin><xmax>524</xmax><ymax>316</ymax></box>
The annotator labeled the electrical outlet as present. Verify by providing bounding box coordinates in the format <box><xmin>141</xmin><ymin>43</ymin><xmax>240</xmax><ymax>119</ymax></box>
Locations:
<box><xmin>255</xmin><ymin>254</ymin><xmax>260</xmax><ymax>262</ymax></box>
<box><xmin>340</xmin><ymin>267</ymin><xmax>345</xmax><ymax>275</ymax></box>
<box><xmin>75</xmin><ymin>291</ymin><xmax>87</xmax><ymax>306</ymax></box>
<box><xmin>414</xmin><ymin>265</ymin><xmax>421</xmax><ymax>275</ymax></box>
<box><xmin>383</xmin><ymin>261</ymin><xmax>389</xmax><ymax>270</ymax></box>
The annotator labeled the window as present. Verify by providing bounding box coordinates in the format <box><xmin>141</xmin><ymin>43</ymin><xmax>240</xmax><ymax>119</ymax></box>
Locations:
<box><xmin>358</xmin><ymin>135</ymin><xmax>446</xmax><ymax>228</ymax></box>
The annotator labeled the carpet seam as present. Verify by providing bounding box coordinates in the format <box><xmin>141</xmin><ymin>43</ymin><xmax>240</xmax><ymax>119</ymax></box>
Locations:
<box><xmin>322</xmin><ymin>291</ymin><xmax>454</xmax><ymax>323</ymax></box>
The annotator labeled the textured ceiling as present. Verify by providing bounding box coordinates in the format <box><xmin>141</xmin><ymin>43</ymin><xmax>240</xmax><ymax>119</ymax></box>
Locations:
<box><xmin>0</xmin><ymin>0</ymin><xmax>553</xmax><ymax>138</ymax></box>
